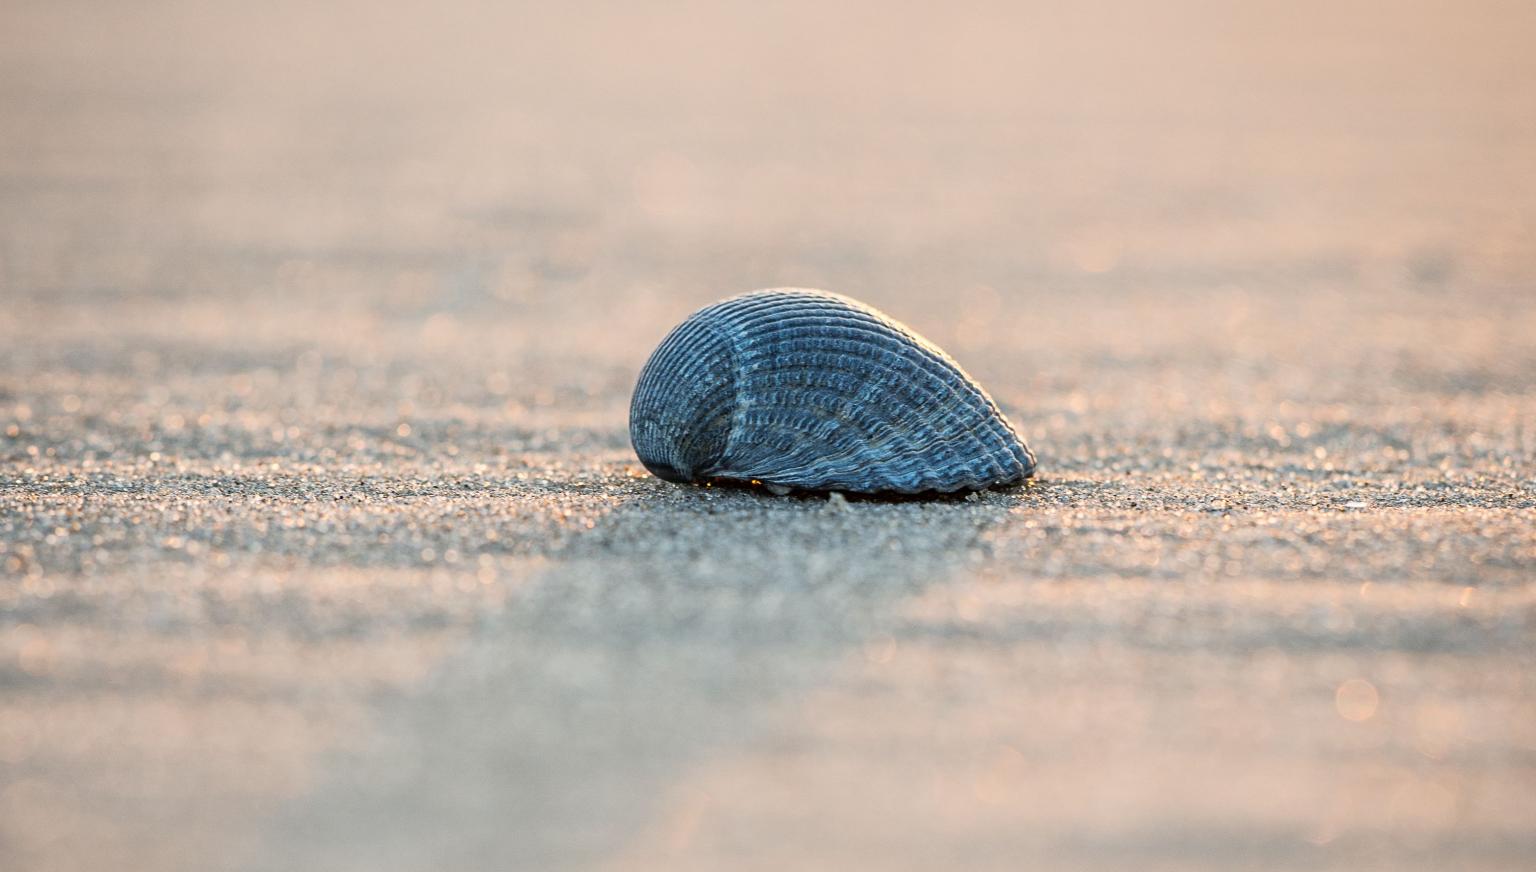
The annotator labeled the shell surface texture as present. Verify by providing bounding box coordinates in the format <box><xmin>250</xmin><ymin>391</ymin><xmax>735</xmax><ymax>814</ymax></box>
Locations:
<box><xmin>629</xmin><ymin>288</ymin><xmax>1037</xmax><ymax>495</ymax></box>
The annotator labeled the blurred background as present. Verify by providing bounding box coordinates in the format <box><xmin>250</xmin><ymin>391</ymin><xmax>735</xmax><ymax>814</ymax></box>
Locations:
<box><xmin>6</xmin><ymin>0</ymin><xmax>1533</xmax><ymax>378</ymax></box>
<box><xmin>2</xmin><ymin>2</ymin><xmax>1534</xmax><ymax>871</ymax></box>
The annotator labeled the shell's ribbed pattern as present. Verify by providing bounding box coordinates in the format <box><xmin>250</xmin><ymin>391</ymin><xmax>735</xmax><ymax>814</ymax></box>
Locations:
<box><xmin>629</xmin><ymin>288</ymin><xmax>1037</xmax><ymax>495</ymax></box>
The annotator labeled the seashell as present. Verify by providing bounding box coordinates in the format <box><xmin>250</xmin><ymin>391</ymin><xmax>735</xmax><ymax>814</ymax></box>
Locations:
<box><xmin>629</xmin><ymin>288</ymin><xmax>1036</xmax><ymax>495</ymax></box>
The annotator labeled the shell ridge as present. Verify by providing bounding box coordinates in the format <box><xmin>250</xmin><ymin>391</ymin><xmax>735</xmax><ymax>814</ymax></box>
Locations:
<box><xmin>732</xmin><ymin>341</ymin><xmax>1026</xmax><ymax>484</ymax></box>
<box><xmin>702</xmin><ymin>308</ymin><xmax>748</xmax><ymax>481</ymax></box>
<box><xmin>724</xmin><ymin>288</ymin><xmax>973</xmax><ymax>375</ymax></box>
<box><xmin>629</xmin><ymin>315</ymin><xmax>738</xmax><ymax>480</ymax></box>
<box><xmin>728</xmin><ymin>297</ymin><xmax>1027</xmax><ymax>488</ymax></box>
<box><xmin>720</xmin><ymin>408</ymin><xmax>1014</xmax><ymax>493</ymax></box>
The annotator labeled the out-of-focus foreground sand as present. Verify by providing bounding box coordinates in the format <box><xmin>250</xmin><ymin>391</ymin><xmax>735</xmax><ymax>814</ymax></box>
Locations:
<box><xmin>2</xmin><ymin>2</ymin><xmax>1534</xmax><ymax>870</ymax></box>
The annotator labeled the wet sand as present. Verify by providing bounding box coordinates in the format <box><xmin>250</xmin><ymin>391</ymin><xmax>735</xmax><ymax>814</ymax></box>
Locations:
<box><xmin>2</xmin><ymin>2</ymin><xmax>1534</xmax><ymax>870</ymax></box>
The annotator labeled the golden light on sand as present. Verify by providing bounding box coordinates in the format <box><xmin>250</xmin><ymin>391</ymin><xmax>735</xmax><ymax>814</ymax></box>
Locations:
<box><xmin>1062</xmin><ymin>226</ymin><xmax>1125</xmax><ymax>274</ymax></box>
<box><xmin>5</xmin><ymin>1</ymin><xmax>1536</xmax><ymax>867</ymax></box>
<box><xmin>1413</xmin><ymin>701</ymin><xmax>1466</xmax><ymax>760</ymax></box>
<box><xmin>971</xmin><ymin>745</ymin><xmax>1028</xmax><ymax>804</ymax></box>
<box><xmin>1335</xmin><ymin>679</ymin><xmax>1380</xmax><ymax>722</ymax></box>
<box><xmin>663</xmin><ymin>787</ymin><xmax>712</xmax><ymax>855</ymax></box>
<box><xmin>862</xmin><ymin>633</ymin><xmax>898</xmax><ymax>665</ymax></box>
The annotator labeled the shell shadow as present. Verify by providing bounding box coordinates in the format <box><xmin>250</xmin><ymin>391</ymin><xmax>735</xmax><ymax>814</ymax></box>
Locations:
<box><xmin>249</xmin><ymin>477</ymin><xmax>1024</xmax><ymax>871</ymax></box>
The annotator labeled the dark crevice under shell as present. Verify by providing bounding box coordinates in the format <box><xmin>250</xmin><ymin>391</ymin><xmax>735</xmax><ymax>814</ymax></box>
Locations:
<box><xmin>630</xmin><ymin>288</ymin><xmax>1037</xmax><ymax>495</ymax></box>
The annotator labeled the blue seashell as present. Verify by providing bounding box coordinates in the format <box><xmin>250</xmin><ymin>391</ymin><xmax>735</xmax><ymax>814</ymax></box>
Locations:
<box><xmin>629</xmin><ymin>288</ymin><xmax>1037</xmax><ymax>495</ymax></box>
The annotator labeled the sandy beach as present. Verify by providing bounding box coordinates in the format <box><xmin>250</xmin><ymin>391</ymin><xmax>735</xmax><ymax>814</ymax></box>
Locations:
<box><xmin>2</xmin><ymin>2</ymin><xmax>1534</xmax><ymax>869</ymax></box>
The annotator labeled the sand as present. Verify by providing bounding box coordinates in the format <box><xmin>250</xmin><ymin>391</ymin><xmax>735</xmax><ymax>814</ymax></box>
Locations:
<box><xmin>2</xmin><ymin>1</ymin><xmax>1534</xmax><ymax>870</ymax></box>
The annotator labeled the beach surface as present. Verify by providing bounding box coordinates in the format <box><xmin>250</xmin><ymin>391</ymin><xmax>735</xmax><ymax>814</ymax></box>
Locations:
<box><xmin>2</xmin><ymin>2</ymin><xmax>1534</xmax><ymax>869</ymax></box>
